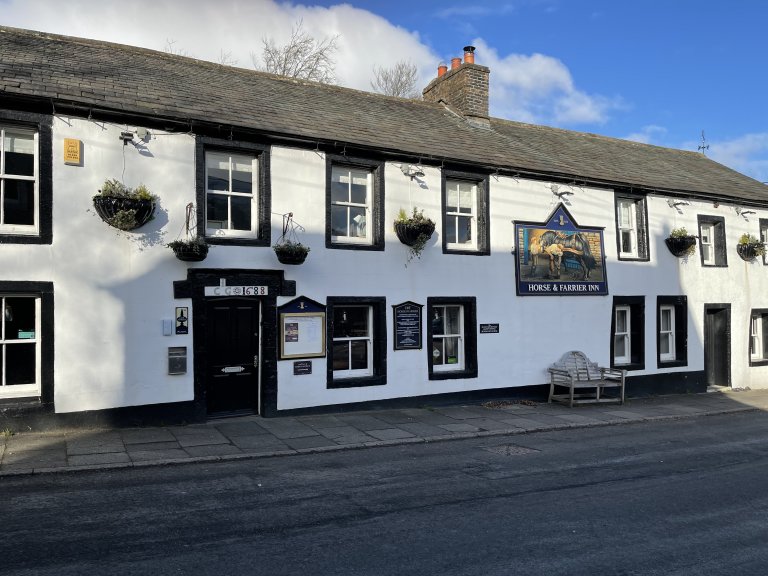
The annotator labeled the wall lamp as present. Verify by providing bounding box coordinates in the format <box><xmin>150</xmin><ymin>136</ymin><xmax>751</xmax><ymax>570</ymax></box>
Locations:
<box><xmin>401</xmin><ymin>164</ymin><xmax>425</xmax><ymax>180</ymax></box>
<box><xmin>736</xmin><ymin>207</ymin><xmax>756</xmax><ymax>217</ymax></box>
<box><xmin>550</xmin><ymin>184</ymin><xmax>574</xmax><ymax>199</ymax></box>
<box><xmin>119</xmin><ymin>131</ymin><xmax>134</xmax><ymax>145</ymax></box>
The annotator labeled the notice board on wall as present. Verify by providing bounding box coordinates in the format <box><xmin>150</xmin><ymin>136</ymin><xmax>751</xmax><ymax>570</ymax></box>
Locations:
<box><xmin>278</xmin><ymin>296</ymin><xmax>326</xmax><ymax>360</ymax></box>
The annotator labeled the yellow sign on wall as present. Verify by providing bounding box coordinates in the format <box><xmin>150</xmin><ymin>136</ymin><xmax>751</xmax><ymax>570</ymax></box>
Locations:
<box><xmin>63</xmin><ymin>138</ymin><xmax>81</xmax><ymax>165</ymax></box>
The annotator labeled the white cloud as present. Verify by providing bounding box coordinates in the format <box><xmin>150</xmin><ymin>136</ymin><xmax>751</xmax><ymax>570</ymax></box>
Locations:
<box><xmin>0</xmin><ymin>0</ymin><xmax>619</xmax><ymax>127</ymax></box>
<box><xmin>624</xmin><ymin>125</ymin><xmax>668</xmax><ymax>145</ymax></box>
<box><xmin>471</xmin><ymin>38</ymin><xmax>621</xmax><ymax>126</ymax></box>
<box><xmin>706</xmin><ymin>133</ymin><xmax>768</xmax><ymax>183</ymax></box>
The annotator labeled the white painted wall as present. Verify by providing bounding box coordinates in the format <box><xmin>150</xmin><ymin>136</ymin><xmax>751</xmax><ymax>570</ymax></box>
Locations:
<box><xmin>6</xmin><ymin>115</ymin><xmax>767</xmax><ymax>414</ymax></box>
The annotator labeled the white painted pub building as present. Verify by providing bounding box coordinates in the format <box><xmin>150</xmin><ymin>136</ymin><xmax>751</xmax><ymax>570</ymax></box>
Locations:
<box><xmin>1</xmin><ymin>27</ymin><xmax>767</xmax><ymax>425</ymax></box>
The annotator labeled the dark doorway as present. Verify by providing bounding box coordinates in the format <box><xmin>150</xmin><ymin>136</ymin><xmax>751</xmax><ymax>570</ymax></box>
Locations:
<box><xmin>204</xmin><ymin>297</ymin><xmax>261</xmax><ymax>415</ymax></box>
<box><xmin>704</xmin><ymin>304</ymin><xmax>730</xmax><ymax>387</ymax></box>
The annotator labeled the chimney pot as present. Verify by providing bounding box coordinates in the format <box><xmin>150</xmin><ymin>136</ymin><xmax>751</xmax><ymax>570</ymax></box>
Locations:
<box><xmin>437</xmin><ymin>63</ymin><xmax>447</xmax><ymax>77</ymax></box>
<box><xmin>450</xmin><ymin>57</ymin><xmax>461</xmax><ymax>70</ymax></box>
<box><xmin>463</xmin><ymin>45</ymin><xmax>476</xmax><ymax>64</ymax></box>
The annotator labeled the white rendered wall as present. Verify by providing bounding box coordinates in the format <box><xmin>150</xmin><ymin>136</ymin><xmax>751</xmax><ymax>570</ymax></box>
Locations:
<box><xmin>9</xmin><ymin>116</ymin><xmax>768</xmax><ymax>414</ymax></box>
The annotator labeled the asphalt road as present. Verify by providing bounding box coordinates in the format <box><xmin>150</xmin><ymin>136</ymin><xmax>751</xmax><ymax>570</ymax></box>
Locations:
<box><xmin>4</xmin><ymin>411</ymin><xmax>768</xmax><ymax>575</ymax></box>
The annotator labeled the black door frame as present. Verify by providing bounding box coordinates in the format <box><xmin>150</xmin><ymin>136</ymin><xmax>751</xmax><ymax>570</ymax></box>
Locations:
<box><xmin>704</xmin><ymin>303</ymin><xmax>731</xmax><ymax>388</ymax></box>
<box><xmin>174</xmin><ymin>268</ymin><xmax>296</xmax><ymax>419</ymax></box>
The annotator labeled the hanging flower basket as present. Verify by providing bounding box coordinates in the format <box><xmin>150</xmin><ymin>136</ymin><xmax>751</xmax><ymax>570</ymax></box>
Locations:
<box><xmin>274</xmin><ymin>213</ymin><xmax>310</xmax><ymax>265</ymax></box>
<box><xmin>664</xmin><ymin>235</ymin><xmax>697</xmax><ymax>258</ymax></box>
<box><xmin>93</xmin><ymin>179</ymin><xmax>156</xmax><ymax>231</ymax></box>
<box><xmin>737</xmin><ymin>234</ymin><xmax>766</xmax><ymax>262</ymax></box>
<box><xmin>168</xmin><ymin>238</ymin><xmax>209</xmax><ymax>262</ymax></box>
<box><xmin>394</xmin><ymin>220</ymin><xmax>436</xmax><ymax>246</ymax></box>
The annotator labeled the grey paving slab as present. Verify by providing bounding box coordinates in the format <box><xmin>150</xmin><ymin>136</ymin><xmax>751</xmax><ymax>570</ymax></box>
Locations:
<box><xmin>389</xmin><ymin>422</ymin><xmax>454</xmax><ymax>437</ymax></box>
<box><xmin>439</xmin><ymin>423</ymin><xmax>483</xmax><ymax>433</ymax></box>
<box><xmin>495</xmin><ymin>417</ymin><xmax>551</xmax><ymax>430</ymax></box>
<box><xmin>183</xmin><ymin>444</ymin><xmax>243</xmax><ymax>458</ymax></box>
<box><xmin>229</xmin><ymin>435</ymin><xmax>291</xmax><ymax>451</ymax></box>
<box><xmin>552</xmin><ymin>413</ymin><xmax>608</xmax><ymax>425</ymax></box>
<box><xmin>126</xmin><ymin>441</ymin><xmax>182</xmax><ymax>452</ymax></box>
<box><xmin>283</xmin><ymin>436</ymin><xmax>340</xmax><ymax>450</ymax></box>
<box><xmin>297</xmin><ymin>415</ymin><xmax>347</xmax><ymax>429</ymax></box>
<box><xmin>365</xmin><ymin>428</ymin><xmax>416</xmax><ymax>441</ymax></box>
<box><xmin>317</xmin><ymin>426</ymin><xmax>367</xmax><ymax>440</ymax></box>
<box><xmin>5</xmin><ymin>434</ymin><xmax>65</xmax><ymax>451</ymax></box>
<box><xmin>461</xmin><ymin>418</ymin><xmax>518</xmax><ymax>431</ymax></box>
<box><xmin>67</xmin><ymin>452</ymin><xmax>132</xmax><ymax>467</ymax></box>
<box><xmin>330</xmin><ymin>433</ymin><xmax>377</xmax><ymax>445</ymax></box>
<box><xmin>121</xmin><ymin>428</ymin><xmax>176</xmax><ymax>445</ymax></box>
<box><xmin>253</xmin><ymin>419</ymin><xmax>319</xmax><ymax>439</ymax></box>
<box><xmin>2</xmin><ymin>449</ymin><xmax>67</xmax><ymax>467</ymax></box>
<box><xmin>335</xmin><ymin>414</ymin><xmax>394</xmax><ymax>431</ymax></box>
<box><xmin>171</xmin><ymin>429</ymin><xmax>229</xmax><ymax>448</ymax></box>
<box><xmin>601</xmin><ymin>410</ymin><xmax>647</xmax><ymax>420</ymax></box>
<box><xmin>129</xmin><ymin>448</ymin><xmax>190</xmax><ymax>462</ymax></box>
<box><xmin>433</xmin><ymin>406</ymin><xmax>496</xmax><ymax>420</ymax></box>
<box><xmin>213</xmin><ymin>420</ymin><xmax>270</xmax><ymax>437</ymax></box>
<box><xmin>398</xmin><ymin>411</ymin><xmax>459</xmax><ymax>425</ymax></box>
<box><xmin>369</xmin><ymin>411</ymin><xmax>419</xmax><ymax>425</ymax></box>
<box><xmin>66</xmin><ymin>440</ymin><xmax>125</xmax><ymax>456</ymax></box>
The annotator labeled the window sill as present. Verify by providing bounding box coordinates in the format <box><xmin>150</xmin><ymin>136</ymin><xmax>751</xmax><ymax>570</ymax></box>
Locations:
<box><xmin>442</xmin><ymin>248</ymin><xmax>489</xmax><ymax>256</ymax></box>
<box><xmin>658</xmin><ymin>360</ymin><xmax>687</xmax><ymax>369</ymax></box>
<box><xmin>429</xmin><ymin>367</ymin><xmax>478</xmax><ymax>381</ymax></box>
<box><xmin>749</xmin><ymin>359</ymin><xmax>768</xmax><ymax>367</ymax></box>
<box><xmin>0</xmin><ymin>234</ymin><xmax>50</xmax><ymax>245</ymax></box>
<box><xmin>617</xmin><ymin>254</ymin><xmax>650</xmax><ymax>262</ymax></box>
<box><xmin>327</xmin><ymin>374</ymin><xmax>386</xmax><ymax>389</ymax></box>
<box><xmin>326</xmin><ymin>241</ymin><xmax>383</xmax><ymax>251</ymax></box>
<box><xmin>205</xmin><ymin>236</ymin><xmax>269</xmax><ymax>247</ymax></box>
<box><xmin>612</xmin><ymin>362</ymin><xmax>644</xmax><ymax>372</ymax></box>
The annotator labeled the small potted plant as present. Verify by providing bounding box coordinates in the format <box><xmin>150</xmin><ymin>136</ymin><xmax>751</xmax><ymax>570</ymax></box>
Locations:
<box><xmin>664</xmin><ymin>227</ymin><xmax>697</xmax><ymax>258</ymax></box>
<box><xmin>394</xmin><ymin>207</ymin><xmax>435</xmax><ymax>263</ymax></box>
<box><xmin>274</xmin><ymin>212</ymin><xmax>310</xmax><ymax>265</ymax></box>
<box><xmin>169</xmin><ymin>237</ymin><xmax>209</xmax><ymax>262</ymax></box>
<box><xmin>737</xmin><ymin>233</ymin><xmax>765</xmax><ymax>261</ymax></box>
<box><xmin>93</xmin><ymin>179</ymin><xmax>157</xmax><ymax>231</ymax></box>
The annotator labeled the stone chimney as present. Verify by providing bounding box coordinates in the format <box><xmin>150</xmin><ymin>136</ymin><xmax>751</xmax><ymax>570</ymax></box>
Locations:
<box><xmin>422</xmin><ymin>45</ymin><xmax>490</xmax><ymax>128</ymax></box>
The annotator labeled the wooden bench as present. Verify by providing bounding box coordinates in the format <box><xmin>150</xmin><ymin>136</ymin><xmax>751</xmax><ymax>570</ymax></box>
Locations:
<box><xmin>548</xmin><ymin>351</ymin><xmax>626</xmax><ymax>407</ymax></box>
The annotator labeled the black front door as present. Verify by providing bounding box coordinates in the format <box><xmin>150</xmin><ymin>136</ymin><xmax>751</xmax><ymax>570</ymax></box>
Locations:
<box><xmin>205</xmin><ymin>297</ymin><xmax>260</xmax><ymax>415</ymax></box>
<box><xmin>704</xmin><ymin>305</ymin><xmax>730</xmax><ymax>387</ymax></box>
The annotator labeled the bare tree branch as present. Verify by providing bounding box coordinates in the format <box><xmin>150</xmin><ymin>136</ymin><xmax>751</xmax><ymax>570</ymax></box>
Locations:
<box><xmin>252</xmin><ymin>20</ymin><xmax>339</xmax><ymax>84</ymax></box>
<box><xmin>217</xmin><ymin>49</ymin><xmax>238</xmax><ymax>66</ymax></box>
<box><xmin>163</xmin><ymin>39</ymin><xmax>189</xmax><ymax>57</ymax></box>
<box><xmin>371</xmin><ymin>60</ymin><xmax>420</xmax><ymax>98</ymax></box>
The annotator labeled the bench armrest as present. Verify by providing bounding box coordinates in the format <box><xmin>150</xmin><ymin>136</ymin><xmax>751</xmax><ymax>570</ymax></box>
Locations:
<box><xmin>600</xmin><ymin>367</ymin><xmax>626</xmax><ymax>381</ymax></box>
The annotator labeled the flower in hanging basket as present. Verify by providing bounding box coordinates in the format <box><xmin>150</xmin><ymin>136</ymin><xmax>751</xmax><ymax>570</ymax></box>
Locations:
<box><xmin>168</xmin><ymin>237</ymin><xmax>209</xmax><ymax>262</ymax></box>
<box><xmin>737</xmin><ymin>233</ymin><xmax>766</xmax><ymax>261</ymax></box>
<box><xmin>93</xmin><ymin>179</ymin><xmax>157</xmax><ymax>231</ymax></box>
<box><xmin>664</xmin><ymin>227</ymin><xmax>697</xmax><ymax>258</ymax></box>
<box><xmin>274</xmin><ymin>240</ymin><xmax>310</xmax><ymax>265</ymax></box>
<box><xmin>394</xmin><ymin>207</ymin><xmax>435</xmax><ymax>264</ymax></box>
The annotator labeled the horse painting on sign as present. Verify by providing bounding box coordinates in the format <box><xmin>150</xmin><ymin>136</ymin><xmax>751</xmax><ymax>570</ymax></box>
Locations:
<box><xmin>514</xmin><ymin>203</ymin><xmax>608</xmax><ymax>296</ymax></box>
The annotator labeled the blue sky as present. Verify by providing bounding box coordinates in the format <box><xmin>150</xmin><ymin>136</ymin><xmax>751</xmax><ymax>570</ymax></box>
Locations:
<box><xmin>3</xmin><ymin>0</ymin><xmax>767</xmax><ymax>182</ymax></box>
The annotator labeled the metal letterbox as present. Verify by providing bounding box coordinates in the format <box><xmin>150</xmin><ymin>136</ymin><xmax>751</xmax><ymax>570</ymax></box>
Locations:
<box><xmin>168</xmin><ymin>346</ymin><xmax>187</xmax><ymax>375</ymax></box>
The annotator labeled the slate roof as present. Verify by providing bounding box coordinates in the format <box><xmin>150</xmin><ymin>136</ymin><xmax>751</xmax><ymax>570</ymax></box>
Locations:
<box><xmin>1</xmin><ymin>25</ymin><xmax>766</xmax><ymax>204</ymax></box>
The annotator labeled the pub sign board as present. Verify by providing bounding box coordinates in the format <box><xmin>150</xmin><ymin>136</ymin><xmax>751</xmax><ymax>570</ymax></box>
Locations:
<box><xmin>278</xmin><ymin>296</ymin><xmax>326</xmax><ymax>360</ymax></box>
<box><xmin>514</xmin><ymin>203</ymin><xmax>608</xmax><ymax>296</ymax></box>
<box><xmin>392</xmin><ymin>301</ymin><xmax>423</xmax><ymax>350</ymax></box>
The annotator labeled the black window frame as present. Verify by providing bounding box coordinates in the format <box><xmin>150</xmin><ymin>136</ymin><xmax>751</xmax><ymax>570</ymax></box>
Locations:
<box><xmin>697</xmin><ymin>215</ymin><xmax>727</xmax><ymax>267</ymax></box>
<box><xmin>0</xmin><ymin>111</ymin><xmax>52</xmax><ymax>245</ymax></box>
<box><xmin>326</xmin><ymin>296</ymin><xmax>387</xmax><ymax>388</ymax></box>
<box><xmin>195</xmin><ymin>136</ymin><xmax>271</xmax><ymax>247</ymax></box>
<box><xmin>613</xmin><ymin>191</ymin><xmax>649</xmax><ymax>261</ymax></box>
<box><xmin>749</xmin><ymin>308</ymin><xmax>768</xmax><ymax>367</ymax></box>
<box><xmin>657</xmin><ymin>296</ymin><xmax>688</xmax><ymax>368</ymax></box>
<box><xmin>441</xmin><ymin>170</ymin><xmax>490</xmax><ymax>255</ymax></box>
<box><xmin>0</xmin><ymin>281</ymin><xmax>54</xmax><ymax>404</ymax></box>
<box><xmin>759</xmin><ymin>218</ymin><xmax>768</xmax><ymax>266</ymax></box>
<box><xmin>611</xmin><ymin>295</ymin><xmax>645</xmax><ymax>371</ymax></box>
<box><xmin>325</xmin><ymin>154</ymin><xmax>385</xmax><ymax>251</ymax></box>
<box><xmin>427</xmin><ymin>296</ymin><xmax>478</xmax><ymax>380</ymax></box>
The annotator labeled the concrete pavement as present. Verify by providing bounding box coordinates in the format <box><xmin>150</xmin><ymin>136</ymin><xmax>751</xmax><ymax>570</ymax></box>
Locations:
<box><xmin>2</xmin><ymin>388</ymin><xmax>768</xmax><ymax>477</ymax></box>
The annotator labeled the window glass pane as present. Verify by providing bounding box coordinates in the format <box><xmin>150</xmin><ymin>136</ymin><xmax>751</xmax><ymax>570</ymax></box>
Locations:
<box><xmin>432</xmin><ymin>308</ymin><xmax>445</xmax><ymax>335</ymax></box>
<box><xmin>446</xmin><ymin>186</ymin><xmax>458</xmax><ymax>211</ymax></box>
<box><xmin>331</xmin><ymin>205</ymin><xmax>348</xmax><ymax>237</ymax></box>
<box><xmin>618</xmin><ymin>201</ymin><xmax>633</xmax><ymax>228</ymax></box>
<box><xmin>661</xmin><ymin>308</ymin><xmax>672</xmax><ymax>332</ymax></box>
<box><xmin>349</xmin><ymin>207</ymin><xmax>366</xmax><ymax>238</ymax></box>
<box><xmin>457</xmin><ymin>215</ymin><xmax>472</xmax><ymax>244</ymax></box>
<box><xmin>700</xmin><ymin>225</ymin><xmax>712</xmax><ymax>244</ymax></box>
<box><xmin>458</xmin><ymin>185</ymin><xmax>473</xmax><ymax>214</ymax></box>
<box><xmin>350</xmin><ymin>172</ymin><xmax>368</xmax><ymax>205</ymax></box>
<box><xmin>350</xmin><ymin>340</ymin><xmax>368</xmax><ymax>370</ymax></box>
<box><xmin>616</xmin><ymin>309</ymin><xmax>627</xmax><ymax>333</ymax></box>
<box><xmin>331</xmin><ymin>169</ymin><xmax>349</xmax><ymax>203</ymax></box>
<box><xmin>206</xmin><ymin>153</ymin><xmax>229</xmax><ymax>191</ymax></box>
<box><xmin>3</xmin><ymin>180</ymin><xmax>35</xmax><ymax>225</ymax></box>
<box><xmin>231</xmin><ymin>162</ymin><xmax>253</xmax><ymax>194</ymax></box>
<box><xmin>660</xmin><ymin>333</ymin><xmax>671</xmax><ymax>355</ymax></box>
<box><xmin>614</xmin><ymin>335</ymin><xmax>626</xmax><ymax>358</ymax></box>
<box><xmin>206</xmin><ymin>194</ymin><xmax>228</xmax><ymax>229</ymax></box>
<box><xmin>333</xmin><ymin>307</ymin><xmax>369</xmax><ymax>338</ymax></box>
<box><xmin>445</xmin><ymin>306</ymin><xmax>461</xmax><ymax>335</ymax></box>
<box><xmin>230</xmin><ymin>196</ymin><xmax>251</xmax><ymax>230</ymax></box>
<box><xmin>4</xmin><ymin>297</ymin><xmax>35</xmax><ymax>340</ymax></box>
<box><xmin>332</xmin><ymin>341</ymin><xmax>349</xmax><ymax>371</ymax></box>
<box><xmin>432</xmin><ymin>339</ymin><xmax>444</xmax><ymax>365</ymax></box>
<box><xmin>444</xmin><ymin>336</ymin><xmax>460</xmax><ymax>364</ymax></box>
<box><xmin>6</xmin><ymin>343</ymin><xmax>36</xmax><ymax>385</ymax></box>
<box><xmin>4</xmin><ymin>131</ymin><xmax>34</xmax><ymax>176</ymax></box>
<box><xmin>445</xmin><ymin>218</ymin><xmax>457</xmax><ymax>244</ymax></box>
<box><xmin>621</xmin><ymin>231</ymin><xmax>633</xmax><ymax>254</ymax></box>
